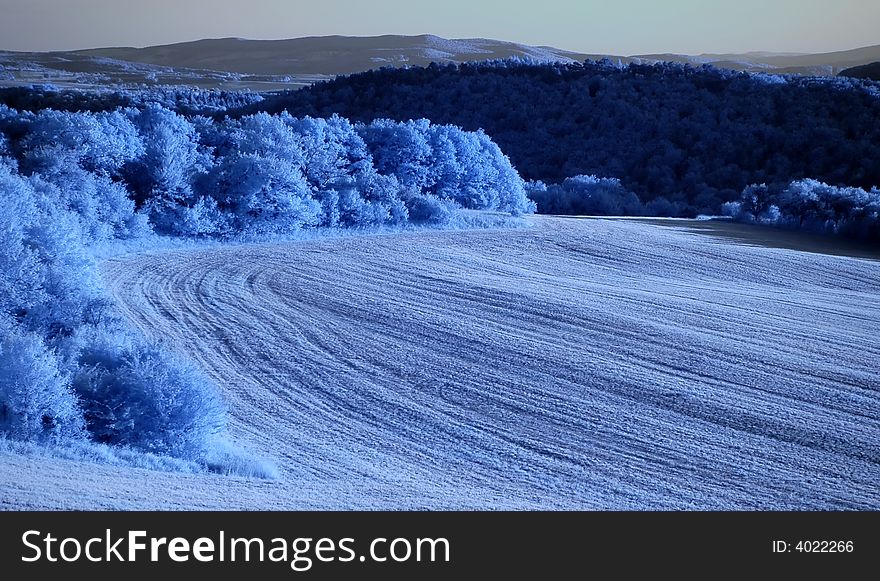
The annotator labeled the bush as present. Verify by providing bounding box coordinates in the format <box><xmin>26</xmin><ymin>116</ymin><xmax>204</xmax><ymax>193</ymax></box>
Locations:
<box><xmin>0</xmin><ymin>319</ymin><xmax>84</xmax><ymax>444</ymax></box>
<box><xmin>0</xmin><ymin>152</ymin><xmax>232</xmax><ymax>468</ymax></box>
<box><xmin>528</xmin><ymin>175</ymin><xmax>644</xmax><ymax>215</ymax></box>
<box><xmin>404</xmin><ymin>191</ymin><xmax>458</xmax><ymax>224</ymax></box>
<box><xmin>70</xmin><ymin>326</ymin><xmax>226</xmax><ymax>459</ymax></box>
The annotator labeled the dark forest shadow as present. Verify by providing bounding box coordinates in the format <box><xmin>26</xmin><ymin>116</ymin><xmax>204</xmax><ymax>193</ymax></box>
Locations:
<box><xmin>561</xmin><ymin>216</ymin><xmax>880</xmax><ymax>261</ymax></box>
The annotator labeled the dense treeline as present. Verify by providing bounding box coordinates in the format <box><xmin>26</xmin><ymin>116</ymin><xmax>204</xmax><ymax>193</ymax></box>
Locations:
<box><xmin>0</xmin><ymin>99</ymin><xmax>530</xmax><ymax>468</ymax></box>
<box><xmin>527</xmin><ymin>175</ymin><xmax>880</xmax><ymax>240</ymax></box>
<box><xmin>0</xmin><ymin>85</ymin><xmax>265</xmax><ymax>116</ymax></box>
<box><xmin>0</xmin><ymin>104</ymin><xmax>531</xmax><ymax>237</ymax></box>
<box><xmin>527</xmin><ymin>175</ymin><xmax>666</xmax><ymax>216</ymax></box>
<box><xmin>724</xmin><ymin>179</ymin><xmax>880</xmax><ymax>241</ymax></box>
<box><xmin>235</xmin><ymin>60</ymin><xmax>880</xmax><ymax>216</ymax></box>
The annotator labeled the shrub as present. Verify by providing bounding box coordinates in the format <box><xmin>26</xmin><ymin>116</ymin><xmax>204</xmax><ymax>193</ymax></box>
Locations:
<box><xmin>528</xmin><ymin>175</ymin><xmax>644</xmax><ymax>215</ymax></box>
<box><xmin>70</xmin><ymin>326</ymin><xmax>226</xmax><ymax>459</ymax></box>
<box><xmin>0</xmin><ymin>319</ymin><xmax>84</xmax><ymax>444</ymax></box>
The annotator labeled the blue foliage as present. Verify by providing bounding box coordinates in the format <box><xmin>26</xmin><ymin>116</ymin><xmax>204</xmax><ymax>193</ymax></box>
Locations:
<box><xmin>69</xmin><ymin>326</ymin><xmax>226</xmax><ymax>458</ymax></box>
<box><xmin>0</xmin><ymin>315</ymin><xmax>83</xmax><ymax>444</ymax></box>
<box><xmin>247</xmin><ymin>59</ymin><xmax>880</xmax><ymax>215</ymax></box>
<box><xmin>21</xmin><ymin>108</ymin><xmax>143</xmax><ymax>176</ymax></box>
<box><xmin>402</xmin><ymin>191</ymin><xmax>459</xmax><ymax>224</ymax></box>
<box><xmin>0</xmin><ymin>161</ymin><xmax>229</xmax><ymax>465</ymax></box>
<box><xmin>358</xmin><ymin>119</ymin><xmax>534</xmax><ymax>215</ymax></box>
<box><xmin>0</xmin><ymin>96</ymin><xmax>532</xmax><ymax>472</ymax></box>
<box><xmin>0</xmin><ymin>85</ymin><xmax>264</xmax><ymax>116</ymax></box>
<box><xmin>527</xmin><ymin>175</ymin><xmax>644</xmax><ymax>216</ymax></box>
<box><xmin>125</xmin><ymin>104</ymin><xmax>211</xmax><ymax>232</ymax></box>
<box><xmin>359</xmin><ymin>118</ymin><xmax>433</xmax><ymax>191</ymax></box>
<box><xmin>724</xmin><ymin>179</ymin><xmax>880</xmax><ymax>241</ymax></box>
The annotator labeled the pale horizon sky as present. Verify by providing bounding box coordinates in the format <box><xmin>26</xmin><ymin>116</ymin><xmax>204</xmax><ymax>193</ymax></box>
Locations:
<box><xmin>1</xmin><ymin>0</ymin><xmax>878</xmax><ymax>55</ymax></box>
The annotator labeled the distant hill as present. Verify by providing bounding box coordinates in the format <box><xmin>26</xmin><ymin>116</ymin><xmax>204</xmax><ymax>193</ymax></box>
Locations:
<box><xmin>636</xmin><ymin>44</ymin><xmax>880</xmax><ymax>76</ymax></box>
<box><xmin>73</xmin><ymin>35</ymin><xmax>597</xmax><ymax>76</ymax></box>
<box><xmin>1</xmin><ymin>35</ymin><xmax>879</xmax><ymax>90</ymax></box>
<box><xmin>75</xmin><ymin>36</ymin><xmax>880</xmax><ymax>78</ymax></box>
<box><xmin>839</xmin><ymin>61</ymin><xmax>880</xmax><ymax>81</ymax></box>
<box><xmin>0</xmin><ymin>49</ymin><xmax>324</xmax><ymax>92</ymax></box>
<box><xmin>0</xmin><ymin>35</ymin><xmax>600</xmax><ymax>91</ymax></box>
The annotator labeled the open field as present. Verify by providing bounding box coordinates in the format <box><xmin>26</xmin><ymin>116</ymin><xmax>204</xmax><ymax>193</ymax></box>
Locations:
<box><xmin>2</xmin><ymin>216</ymin><xmax>878</xmax><ymax>509</ymax></box>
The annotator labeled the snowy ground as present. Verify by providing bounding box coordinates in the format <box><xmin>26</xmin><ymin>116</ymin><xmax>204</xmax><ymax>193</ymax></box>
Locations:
<box><xmin>2</xmin><ymin>216</ymin><xmax>878</xmax><ymax>509</ymax></box>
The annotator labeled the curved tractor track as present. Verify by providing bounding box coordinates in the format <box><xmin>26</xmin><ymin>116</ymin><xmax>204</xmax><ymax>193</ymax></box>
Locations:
<box><xmin>4</xmin><ymin>216</ymin><xmax>879</xmax><ymax>509</ymax></box>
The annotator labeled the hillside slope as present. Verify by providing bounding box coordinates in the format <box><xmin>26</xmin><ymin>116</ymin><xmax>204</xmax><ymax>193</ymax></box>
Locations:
<box><xmin>638</xmin><ymin>44</ymin><xmax>880</xmax><ymax>75</ymax></box>
<box><xmin>4</xmin><ymin>36</ymin><xmax>880</xmax><ymax>90</ymax></box>
<box><xmin>840</xmin><ymin>61</ymin><xmax>880</xmax><ymax>81</ymax></box>
<box><xmin>245</xmin><ymin>61</ymin><xmax>880</xmax><ymax>212</ymax></box>
<box><xmin>72</xmin><ymin>37</ymin><xmax>880</xmax><ymax>77</ymax></box>
<box><xmin>2</xmin><ymin>217</ymin><xmax>878</xmax><ymax>509</ymax></box>
<box><xmin>74</xmin><ymin>35</ymin><xmax>593</xmax><ymax>75</ymax></box>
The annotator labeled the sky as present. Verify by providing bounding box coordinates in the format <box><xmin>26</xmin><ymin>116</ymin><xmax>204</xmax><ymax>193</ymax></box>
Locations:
<box><xmin>0</xmin><ymin>0</ymin><xmax>878</xmax><ymax>55</ymax></box>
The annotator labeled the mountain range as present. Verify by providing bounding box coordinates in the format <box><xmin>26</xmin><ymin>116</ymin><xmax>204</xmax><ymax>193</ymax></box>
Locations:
<box><xmin>1</xmin><ymin>34</ymin><xmax>878</xmax><ymax>90</ymax></box>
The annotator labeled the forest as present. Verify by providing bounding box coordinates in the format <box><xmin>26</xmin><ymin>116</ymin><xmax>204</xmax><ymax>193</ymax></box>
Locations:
<box><xmin>238</xmin><ymin>60</ymin><xmax>880</xmax><ymax>219</ymax></box>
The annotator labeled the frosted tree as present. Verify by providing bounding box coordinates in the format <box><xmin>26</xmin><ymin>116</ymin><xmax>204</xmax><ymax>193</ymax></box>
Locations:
<box><xmin>125</xmin><ymin>104</ymin><xmax>211</xmax><ymax>233</ymax></box>
<box><xmin>358</xmin><ymin>118</ymin><xmax>433</xmax><ymax>191</ymax></box>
